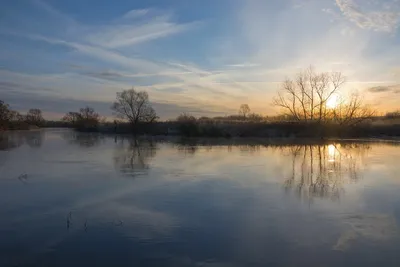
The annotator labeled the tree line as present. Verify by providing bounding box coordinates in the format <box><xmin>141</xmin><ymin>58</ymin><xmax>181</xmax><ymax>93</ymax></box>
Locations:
<box><xmin>2</xmin><ymin>67</ymin><xmax>397</xmax><ymax>134</ymax></box>
<box><xmin>0</xmin><ymin>101</ymin><xmax>44</xmax><ymax>130</ymax></box>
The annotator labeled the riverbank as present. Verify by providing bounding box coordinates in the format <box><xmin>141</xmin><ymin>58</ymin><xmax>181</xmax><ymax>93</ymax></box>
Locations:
<box><xmin>92</xmin><ymin>120</ymin><xmax>400</xmax><ymax>139</ymax></box>
<box><xmin>3</xmin><ymin>119</ymin><xmax>400</xmax><ymax>139</ymax></box>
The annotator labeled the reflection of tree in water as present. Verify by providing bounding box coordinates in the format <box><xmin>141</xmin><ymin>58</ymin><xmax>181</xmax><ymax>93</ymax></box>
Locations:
<box><xmin>171</xmin><ymin>138</ymin><xmax>263</xmax><ymax>155</ymax></box>
<box><xmin>61</xmin><ymin>131</ymin><xmax>104</xmax><ymax>147</ymax></box>
<box><xmin>0</xmin><ymin>130</ymin><xmax>44</xmax><ymax>150</ymax></box>
<box><xmin>113</xmin><ymin>138</ymin><xmax>157</xmax><ymax>177</ymax></box>
<box><xmin>169</xmin><ymin>138</ymin><xmax>199</xmax><ymax>155</ymax></box>
<box><xmin>25</xmin><ymin>130</ymin><xmax>44</xmax><ymax>148</ymax></box>
<box><xmin>0</xmin><ymin>132</ymin><xmax>24</xmax><ymax>150</ymax></box>
<box><xmin>238</xmin><ymin>144</ymin><xmax>261</xmax><ymax>153</ymax></box>
<box><xmin>282</xmin><ymin>143</ymin><xmax>369</xmax><ymax>201</ymax></box>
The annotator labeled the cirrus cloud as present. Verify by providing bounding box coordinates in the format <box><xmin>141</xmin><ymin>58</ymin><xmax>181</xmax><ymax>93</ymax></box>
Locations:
<box><xmin>336</xmin><ymin>0</ymin><xmax>400</xmax><ymax>32</ymax></box>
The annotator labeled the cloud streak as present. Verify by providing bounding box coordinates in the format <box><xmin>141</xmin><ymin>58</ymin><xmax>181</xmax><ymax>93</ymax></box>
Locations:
<box><xmin>86</xmin><ymin>11</ymin><xmax>201</xmax><ymax>48</ymax></box>
<box><xmin>368</xmin><ymin>84</ymin><xmax>400</xmax><ymax>93</ymax></box>
<box><xmin>336</xmin><ymin>0</ymin><xmax>400</xmax><ymax>32</ymax></box>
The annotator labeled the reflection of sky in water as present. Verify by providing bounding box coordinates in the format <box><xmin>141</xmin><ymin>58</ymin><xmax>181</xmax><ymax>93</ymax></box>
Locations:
<box><xmin>0</xmin><ymin>130</ymin><xmax>400</xmax><ymax>266</ymax></box>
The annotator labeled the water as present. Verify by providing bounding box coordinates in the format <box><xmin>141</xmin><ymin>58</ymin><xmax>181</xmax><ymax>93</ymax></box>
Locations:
<box><xmin>1</xmin><ymin>129</ymin><xmax>400</xmax><ymax>267</ymax></box>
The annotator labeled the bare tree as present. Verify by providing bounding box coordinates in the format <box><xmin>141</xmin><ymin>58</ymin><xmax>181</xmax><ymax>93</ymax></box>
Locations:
<box><xmin>111</xmin><ymin>89</ymin><xmax>157</xmax><ymax>127</ymax></box>
<box><xmin>62</xmin><ymin>107</ymin><xmax>100</xmax><ymax>129</ymax></box>
<box><xmin>273</xmin><ymin>67</ymin><xmax>374</xmax><ymax>125</ymax></box>
<box><xmin>239</xmin><ymin>104</ymin><xmax>251</xmax><ymax>118</ymax></box>
<box><xmin>332</xmin><ymin>93</ymin><xmax>376</xmax><ymax>126</ymax></box>
<box><xmin>62</xmin><ymin>112</ymin><xmax>81</xmax><ymax>125</ymax></box>
<box><xmin>0</xmin><ymin>100</ymin><xmax>12</xmax><ymax>124</ymax></box>
<box><xmin>273</xmin><ymin>67</ymin><xmax>345</xmax><ymax>122</ymax></box>
<box><xmin>79</xmin><ymin>107</ymin><xmax>100</xmax><ymax>122</ymax></box>
<box><xmin>26</xmin><ymin>109</ymin><xmax>44</xmax><ymax>126</ymax></box>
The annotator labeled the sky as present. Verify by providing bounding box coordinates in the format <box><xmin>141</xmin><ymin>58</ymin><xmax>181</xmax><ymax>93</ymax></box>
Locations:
<box><xmin>0</xmin><ymin>0</ymin><xmax>400</xmax><ymax>120</ymax></box>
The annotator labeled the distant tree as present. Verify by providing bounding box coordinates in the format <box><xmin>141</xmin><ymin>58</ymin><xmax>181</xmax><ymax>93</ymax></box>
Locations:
<box><xmin>9</xmin><ymin>110</ymin><xmax>24</xmax><ymax>122</ymax></box>
<box><xmin>386</xmin><ymin>110</ymin><xmax>400</xmax><ymax>119</ymax></box>
<box><xmin>79</xmin><ymin>107</ymin><xmax>100</xmax><ymax>123</ymax></box>
<box><xmin>239</xmin><ymin>104</ymin><xmax>251</xmax><ymax>118</ymax></box>
<box><xmin>26</xmin><ymin>109</ymin><xmax>44</xmax><ymax>126</ymax></box>
<box><xmin>0</xmin><ymin>100</ymin><xmax>12</xmax><ymax>125</ymax></box>
<box><xmin>62</xmin><ymin>112</ymin><xmax>81</xmax><ymax>125</ymax></box>
<box><xmin>111</xmin><ymin>89</ymin><xmax>157</xmax><ymax>131</ymax></box>
<box><xmin>176</xmin><ymin>113</ymin><xmax>199</xmax><ymax>137</ymax></box>
<box><xmin>62</xmin><ymin>107</ymin><xmax>100</xmax><ymax>131</ymax></box>
<box><xmin>247</xmin><ymin>113</ymin><xmax>264</xmax><ymax>122</ymax></box>
<box><xmin>198</xmin><ymin>116</ymin><xmax>211</xmax><ymax>122</ymax></box>
<box><xmin>176</xmin><ymin>113</ymin><xmax>197</xmax><ymax>123</ymax></box>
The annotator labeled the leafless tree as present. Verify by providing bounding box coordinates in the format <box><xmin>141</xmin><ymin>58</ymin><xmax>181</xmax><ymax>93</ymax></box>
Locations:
<box><xmin>62</xmin><ymin>107</ymin><xmax>100</xmax><ymax>129</ymax></box>
<box><xmin>26</xmin><ymin>109</ymin><xmax>44</xmax><ymax>126</ymax></box>
<box><xmin>332</xmin><ymin>93</ymin><xmax>376</xmax><ymax>126</ymax></box>
<box><xmin>79</xmin><ymin>107</ymin><xmax>100</xmax><ymax>122</ymax></box>
<box><xmin>0</xmin><ymin>100</ymin><xmax>12</xmax><ymax>125</ymax></box>
<box><xmin>62</xmin><ymin>112</ymin><xmax>81</xmax><ymax>124</ymax></box>
<box><xmin>111</xmin><ymin>89</ymin><xmax>157</xmax><ymax>127</ymax></box>
<box><xmin>273</xmin><ymin>67</ymin><xmax>345</xmax><ymax>122</ymax></box>
<box><xmin>273</xmin><ymin>67</ymin><xmax>375</xmax><ymax>125</ymax></box>
<box><xmin>239</xmin><ymin>104</ymin><xmax>251</xmax><ymax>118</ymax></box>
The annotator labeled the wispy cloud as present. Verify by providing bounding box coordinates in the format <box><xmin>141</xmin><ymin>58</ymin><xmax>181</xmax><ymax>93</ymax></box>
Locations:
<box><xmin>121</xmin><ymin>9</ymin><xmax>150</xmax><ymax>20</ymax></box>
<box><xmin>335</xmin><ymin>0</ymin><xmax>400</xmax><ymax>32</ymax></box>
<box><xmin>86</xmin><ymin>10</ymin><xmax>201</xmax><ymax>48</ymax></box>
<box><xmin>226</xmin><ymin>63</ymin><xmax>260</xmax><ymax>68</ymax></box>
<box><xmin>368</xmin><ymin>84</ymin><xmax>400</xmax><ymax>93</ymax></box>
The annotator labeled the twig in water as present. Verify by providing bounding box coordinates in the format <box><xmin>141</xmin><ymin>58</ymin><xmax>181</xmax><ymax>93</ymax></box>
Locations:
<box><xmin>114</xmin><ymin>219</ymin><xmax>123</xmax><ymax>226</ymax></box>
<box><xmin>17</xmin><ymin>173</ymin><xmax>28</xmax><ymax>184</ymax></box>
<box><xmin>66</xmin><ymin>211</ymin><xmax>73</xmax><ymax>230</ymax></box>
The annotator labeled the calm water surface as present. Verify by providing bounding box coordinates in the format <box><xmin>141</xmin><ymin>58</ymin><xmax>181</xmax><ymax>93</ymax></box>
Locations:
<box><xmin>1</xmin><ymin>129</ymin><xmax>400</xmax><ymax>267</ymax></box>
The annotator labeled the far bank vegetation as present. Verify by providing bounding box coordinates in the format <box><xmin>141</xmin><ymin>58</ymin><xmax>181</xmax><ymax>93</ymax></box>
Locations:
<box><xmin>2</xmin><ymin>67</ymin><xmax>400</xmax><ymax>138</ymax></box>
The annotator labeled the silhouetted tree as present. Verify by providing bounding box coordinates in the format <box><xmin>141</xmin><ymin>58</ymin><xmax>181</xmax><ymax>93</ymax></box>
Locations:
<box><xmin>239</xmin><ymin>104</ymin><xmax>251</xmax><ymax>118</ymax></box>
<box><xmin>0</xmin><ymin>100</ymin><xmax>12</xmax><ymax>129</ymax></box>
<box><xmin>176</xmin><ymin>113</ymin><xmax>199</xmax><ymax>137</ymax></box>
<box><xmin>273</xmin><ymin>67</ymin><xmax>374</xmax><ymax>125</ymax></box>
<box><xmin>386</xmin><ymin>110</ymin><xmax>400</xmax><ymax>119</ymax></box>
<box><xmin>26</xmin><ymin>109</ymin><xmax>44</xmax><ymax>126</ymax></box>
<box><xmin>62</xmin><ymin>106</ymin><xmax>100</xmax><ymax>131</ymax></box>
<box><xmin>111</xmin><ymin>89</ymin><xmax>157</xmax><ymax>132</ymax></box>
<box><xmin>273</xmin><ymin>67</ymin><xmax>345</xmax><ymax>122</ymax></box>
<box><xmin>62</xmin><ymin>112</ymin><xmax>81</xmax><ymax>125</ymax></box>
<box><xmin>332</xmin><ymin>93</ymin><xmax>375</xmax><ymax>125</ymax></box>
<box><xmin>79</xmin><ymin>107</ymin><xmax>100</xmax><ymax>122</ymax></box>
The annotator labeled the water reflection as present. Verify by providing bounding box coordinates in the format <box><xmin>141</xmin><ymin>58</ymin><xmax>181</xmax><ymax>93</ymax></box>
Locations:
<box><xmin>170</xmin><ymin>138</ymin><xmax>263</xmax><ymax>155</ymax></box>
<box><xmin>0</xmin><ymin>132</ymin><xmax>24</xmax><ymax>150</ymax></box>
<box><xmin>113</xmin><ymin>138</ymin><xmax>157</xmax><ymax>177</ymax></box>
<box><xmin>2</xmin><ymin>130</ymin><xmax>400</xmax><ymax>266</ymax></box>
<box><xmin>25</xmin><ymin>130</ymin><xmax>44</xmax><ymax>148</ymax></box>
<box><xmin>281</xmin><ymin>143</ymin><xmax>369</xmax><ymax>201</ymax></box>
<box><xmin>0</xmin><ymin>130</ymin><xmax>44</xmax><ymax>150</ymax></box>
<box><xmin>61</xmin><ymin>131</ymin><xmax>105</xmax><ymax>147</ymax></box>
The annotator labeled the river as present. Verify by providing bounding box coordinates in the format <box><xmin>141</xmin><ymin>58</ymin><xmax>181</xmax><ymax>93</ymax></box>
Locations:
<box><xmin>1</xmin><ymin>129</ymin><xmax>399</xmax><ymax>266</ymax></box>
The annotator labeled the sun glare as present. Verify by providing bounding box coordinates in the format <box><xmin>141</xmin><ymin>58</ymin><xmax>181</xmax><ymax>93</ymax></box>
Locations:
<box><xmin>328</xmin><ymin>144</ymin><xmax>336</xmax><ymax>162</ymax></box>
<box><xmin>326</xmin><ymin>94</ymin><xmax>339</xmax><ymax>109</ymax></box>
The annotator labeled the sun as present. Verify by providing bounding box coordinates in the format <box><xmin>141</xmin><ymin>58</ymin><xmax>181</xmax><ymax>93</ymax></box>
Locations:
<box><xmin>326</xmin><ymin>94</ymin><xmax>339</xmax><ymax>109</ymax></box>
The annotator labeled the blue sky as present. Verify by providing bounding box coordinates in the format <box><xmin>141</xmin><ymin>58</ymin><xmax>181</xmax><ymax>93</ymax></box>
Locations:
<box><xmin>1</xmin><ymin>0</ymin><xmax>400</xmax><ymax>119</ymax></box>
